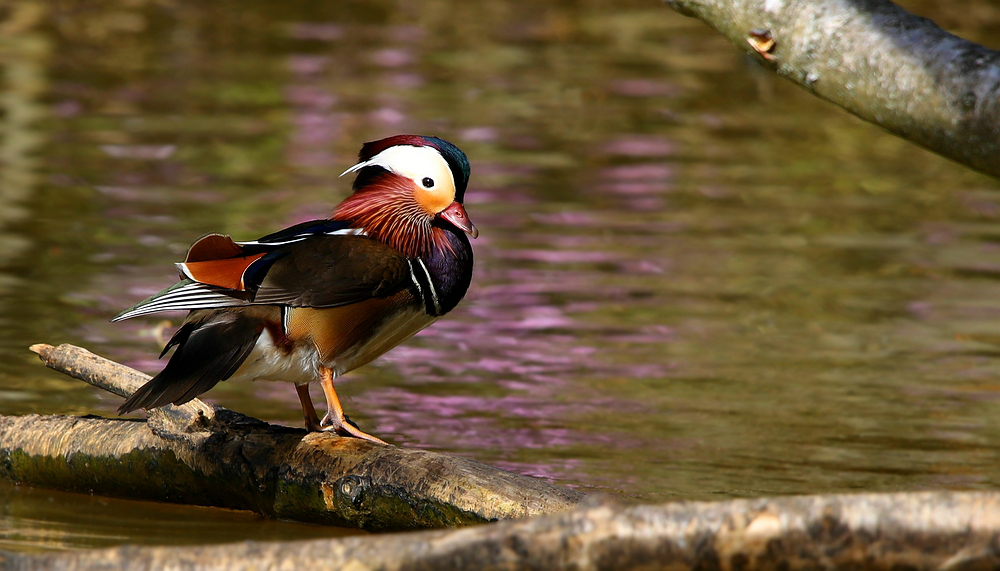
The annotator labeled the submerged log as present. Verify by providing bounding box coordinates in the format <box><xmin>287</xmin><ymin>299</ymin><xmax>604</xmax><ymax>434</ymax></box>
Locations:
<box><xmin>0</xmin><ymin>344</ymin><xmax>584</xmax><ymax>530</ymax></box>
<box><xmin>4</xmin><ymin>490</ymin><xmax>1000</xmax><ymax>570</ymax></box>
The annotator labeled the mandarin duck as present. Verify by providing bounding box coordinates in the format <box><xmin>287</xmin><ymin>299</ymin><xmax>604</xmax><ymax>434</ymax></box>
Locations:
<box><xmin>113</xmin><ymin>135</ymin><xmax>477</xmax><ymax>444</ymax></box>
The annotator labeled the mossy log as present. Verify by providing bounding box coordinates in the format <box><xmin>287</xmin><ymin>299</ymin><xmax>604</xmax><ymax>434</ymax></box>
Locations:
<box><xmin>4</xmin><ymin>491</ymin><xmax>1000</xmax><ymax>570</ymax></box>
<box><xmin>0</xmin><ymin>344</ymin><xmax>584</xmax><ymax>530</ymax></box>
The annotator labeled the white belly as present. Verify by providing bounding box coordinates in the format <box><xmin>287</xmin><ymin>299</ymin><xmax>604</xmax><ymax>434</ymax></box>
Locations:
<box><xmin>227</xmin><ymin>329</ymin><xmax>319</xmax><ymax>385</ymax></box>
<box><xmin>227</xmin><ymin>306</ymin><xmax>434</xmax><ymax>385</ymax></box>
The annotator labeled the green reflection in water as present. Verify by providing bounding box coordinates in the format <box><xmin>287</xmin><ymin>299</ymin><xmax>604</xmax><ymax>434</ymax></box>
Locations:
<box><xmin>1</xmin><ymin>0</ymin><xmax>1000</xmax><ymax>553</ymax></box>
<box><xmin>0</xmin><ymin>482</ymin><xmax>361</xmax><ymax>552</ymax></box>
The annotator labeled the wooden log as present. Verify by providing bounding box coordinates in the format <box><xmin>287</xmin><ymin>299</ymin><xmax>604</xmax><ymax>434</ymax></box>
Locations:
<box><xmin>0</xmin><ymin>344</ymin><xmax>584</xmax><ymax>530</ymax></box>
<box><xmin>3</xmin><ymin>490</ymin><xmax>1000</xmax><ymax>570</ymax></box>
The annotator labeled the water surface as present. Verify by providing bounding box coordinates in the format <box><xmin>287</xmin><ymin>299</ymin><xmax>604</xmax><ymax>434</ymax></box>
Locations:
<box><xmin>2</xmin><ymin>0</ymin><xmax>1000</xmax><ymax>551</ymax></box>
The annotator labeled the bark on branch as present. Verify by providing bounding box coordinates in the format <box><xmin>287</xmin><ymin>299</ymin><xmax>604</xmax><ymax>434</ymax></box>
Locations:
<box><xmin>0</xmin><ymin>344</ymin><xmax>583</xmax><ymax>530</ymax></box>
<box><xmin>4</xmin><ymin>490</ymin><xmax>1000</xmax><ymax>570</ymax></box>
<box><xmin>664</xmin><ymin>0</ymin><xmax>1000</xmax><ymax>178</ymax></box>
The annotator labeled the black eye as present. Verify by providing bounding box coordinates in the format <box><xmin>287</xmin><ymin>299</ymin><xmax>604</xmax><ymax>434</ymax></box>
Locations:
<box><xmin>421</xmin><ymin>177</ymin><xmax>434</xmax><ymax>188</ymax></box>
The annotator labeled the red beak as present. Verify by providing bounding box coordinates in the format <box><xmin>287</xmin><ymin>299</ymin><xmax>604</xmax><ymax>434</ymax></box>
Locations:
<box><xmin>438</xmin><ymin>202</ymin><xmax>479</xmax><ymax>239</ymax></box>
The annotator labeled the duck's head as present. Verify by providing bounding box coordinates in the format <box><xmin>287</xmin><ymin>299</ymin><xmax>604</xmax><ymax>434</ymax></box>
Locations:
<box><xmin>334</xmin><ymin>135</ymin><xmax>477</xmax><ymax>255</ymax></box>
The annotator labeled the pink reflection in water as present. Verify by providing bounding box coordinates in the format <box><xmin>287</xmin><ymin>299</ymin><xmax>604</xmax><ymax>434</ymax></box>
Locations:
<box><xmin>284</xmin><ymin>86</ymin><xmax>336</xmax><ymax>109</ymax></box>
<box><xmin>608</xmin><ymin>79</ymin><xmax>680</xmax><ymax>98</ymax></box>
<box><xmin>361</xmin><ymin>388</ymin><xmax>643</xmax><ymax>450</ymax></box>
<box><xmin>530</xmin><ymin>211</ymin><xmax>594</xmax><ymax>226</ymax></box>
<box><xmin>602</xmin><ymin>136</ymin><xmax>675</xmax><ymax>157</ymax></box>
<box><xmin>370</xmin><ymin>107</ymin><xmax>408</xmax><ymax>126</ymax></box>
<box><xmin>459</xmin><ymin>127</ymin><xmax>499</xmax><ymax>143</ymax></box>
<box><xmin>285</xmin><ymin>55</ymin><xmax>342</xmax><ymax>169</ymax></box>
<box><xmin>385</xmin><ymin>26</ymin><xmax>425</xmax><ymax>43</ymax></box>
<box><xmin>907</xmin><ymin>301</ymin><xmax>932</xmax><ymax>321</ymax></box>
<box><xmin>53</xmin><ymin>100</ymin><xmax>83</xmax><ymax>117</ymax></box>
<box><xmin>387</xmin><ymin>73</ymin><xmax>425</xmax><ymax>89</ymax></box>
<box><xmin>286</xmin><ymin>55</ymin><xmax>329</xmax><ymax>75</ymax></box>
<box><xmin>499</xmin><ymin>249</ymin><xmax>617</xmax><ymax>264</ymax></box>
<box><xmin>369</xmin><ymin>48</ymin><xmax>414</xmax><ymax>68</ymax></box>
<box><xmin>287</xmin><ymin>23</ymin><xmax>344</xmax><ymax>42</ymax></box>
<box><xmin>95</xmin><ymin>186</ymin><xmax>224</xmax><ymax>204</ymax></box>
<box><xmin>602</xmin><ymin>163</ymin><xmax>673</xmax><ymax>181</ymax></box>
<box><xmin>598</xmin><ymin>163</ymin><xmax>674</xmax><ymax>197</ymax></box>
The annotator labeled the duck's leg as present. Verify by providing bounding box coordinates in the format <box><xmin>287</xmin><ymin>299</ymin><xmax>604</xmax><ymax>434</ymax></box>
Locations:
<box><xmin>295</xmin><ymin>384</ymin><xmax>322</xmax><ymax>431</ymax></box>
<box><xmin>318</xmin><ymin>366</ymin><xmax>387</xmax><ymax>445</ymax></box>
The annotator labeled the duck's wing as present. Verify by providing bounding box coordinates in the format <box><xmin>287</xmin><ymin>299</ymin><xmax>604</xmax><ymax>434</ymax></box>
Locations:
<box><xmin>112</xmin><ymin>220</ymin><xmax>415</xmax><ymax>321</ymax></box>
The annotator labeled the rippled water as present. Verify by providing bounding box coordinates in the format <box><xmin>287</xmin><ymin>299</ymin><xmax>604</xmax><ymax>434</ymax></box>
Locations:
<box><xmin>2</xmin><ymin>0</ymin><xmax>1000</xmax><ymax>552</ymax></box>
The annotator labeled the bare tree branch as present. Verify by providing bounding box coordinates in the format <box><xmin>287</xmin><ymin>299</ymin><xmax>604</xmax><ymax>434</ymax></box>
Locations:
<box><xmin>4</xmin><ymin>491</ymin><xmax>1000</xmax><ymax>570</ymax></box>
<box><xmin>665</xmin><ymin>0</ymin><xmax>1000</xmax><ymax>178</ymax></box>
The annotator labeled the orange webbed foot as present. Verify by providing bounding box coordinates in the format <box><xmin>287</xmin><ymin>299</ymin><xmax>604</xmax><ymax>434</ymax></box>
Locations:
<box><xmin>319</xmin><ymin>412</ymin><xmax>388</xmax><ymax>445</ymax></box>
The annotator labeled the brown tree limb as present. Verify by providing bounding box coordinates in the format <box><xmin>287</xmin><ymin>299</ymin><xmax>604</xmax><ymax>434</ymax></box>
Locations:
<box><xmin>0</xmin><ymin>344</ymin><xmax>584</xmax><ymax>530</ymax></box>
<box><xmin>4</xmin><ymin>490</ymin><xmax>1000</xmax><ymax>570</ymax></box>
<box><xmin>664</xmin><ymin>0</ymin><xmax>1000</xmax><ymax>178</ymax></box>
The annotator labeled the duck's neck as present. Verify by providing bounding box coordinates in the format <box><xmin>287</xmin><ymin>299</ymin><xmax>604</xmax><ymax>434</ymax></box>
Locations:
<box><xmin>333</xmin><ymin>177</ymin><xmax>434</xmax><ymax>258</ymax></box>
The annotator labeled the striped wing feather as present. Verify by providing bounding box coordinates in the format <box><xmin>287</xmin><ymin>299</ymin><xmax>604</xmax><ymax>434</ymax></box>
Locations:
<box><xmin>113</xmin><ymin>227</ymin><xmax>412</xmax><ymax>322</ymax></box>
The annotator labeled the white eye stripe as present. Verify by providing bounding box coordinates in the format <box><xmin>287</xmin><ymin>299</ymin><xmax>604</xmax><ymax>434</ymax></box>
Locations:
<box><xmin>340</xmin><ymin>145</ymin><xmax>455</xmax><ymax>193</ymax></box>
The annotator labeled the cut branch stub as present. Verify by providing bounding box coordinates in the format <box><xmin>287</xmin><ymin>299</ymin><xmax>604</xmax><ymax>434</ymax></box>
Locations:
<box><xmin>746</xmin><ymin>28</ymin><xmax>776</xmax><ymax>61</ymax></box>
<box><xmin>28</xmin><ymin>342</ymin><xmax>215</xmax><ymax>429</ymax></box>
